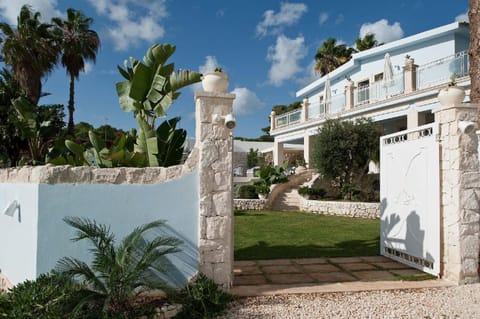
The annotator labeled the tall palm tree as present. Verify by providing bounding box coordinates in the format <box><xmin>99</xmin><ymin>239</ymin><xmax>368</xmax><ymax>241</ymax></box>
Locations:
<box><xmin>469</xmin><ymin>0</ymin><xmax>480</xmax><ymax>123</ymax></box>
<box><xmin>0</xmin><ymin>5</ymin><xmax>59</xmax><ymax>105</ymax></box>
<box><xmin>53</xmin><ymin>8</ymin><xmax>100</xmax><ymax>135</ymax></box>
<box><xmin>314</xmin><ymin>38</ymin><xmax>355</xmax><ymax>76</ymax></box>
<box><xmin>355</xmin><ymin>33</ymin><xmax>380</xmax><ymax>51</ymax></box>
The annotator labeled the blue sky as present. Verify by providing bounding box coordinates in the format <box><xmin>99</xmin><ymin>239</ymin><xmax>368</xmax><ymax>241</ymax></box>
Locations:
<box><xmin>0</xmin><ymin>0</ymin><xmax>469</xmax><ymax>138</ymax></box>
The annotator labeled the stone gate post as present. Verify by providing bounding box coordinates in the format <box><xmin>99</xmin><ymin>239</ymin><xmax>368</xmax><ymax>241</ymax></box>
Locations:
<box><xmin>195</xmin><ymin>91</ymin><xmax>236</xmax><ymax>288</ymax></box>
<box><xmin>435</xmin><ymin>100</ymin><xmax>480</xmax><ymax>284</ymax></box>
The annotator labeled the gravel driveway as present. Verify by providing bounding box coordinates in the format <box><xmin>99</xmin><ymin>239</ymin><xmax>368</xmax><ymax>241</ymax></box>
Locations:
<box><xmin>220</xmin><ymin>283</ymin><xmax>480</xmax><ymax>318</ymax></box>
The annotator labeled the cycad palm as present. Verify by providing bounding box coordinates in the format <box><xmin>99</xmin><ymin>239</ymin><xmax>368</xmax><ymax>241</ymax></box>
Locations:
<box><xmin>0</xmin><ymin>5</ymin><xmax>59</xmax><ymax>105</ymax></box>
<box><xmin>53</xmin><ymin>9</ymin><xmax>100</xmax><ymax>136</ymax></box>
<box><xmin>314</xmin><ymin>38</ymin><xmax>355</xmax><ymax>76</ymax></box>
<box><xmin>57</xmin><ymin>217</ymin><xmax>182</xmax><ymax>317</ymax></box>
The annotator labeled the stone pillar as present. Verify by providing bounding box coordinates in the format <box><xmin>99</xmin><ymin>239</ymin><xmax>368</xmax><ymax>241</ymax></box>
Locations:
<box><xmin>407</xmin><ymin>104</ymin><xmax>419</xmax><ymax>129</ymax></box>
<box><xmin>304</xmin><ymin>134</ymin><xmax>314</xmax><ymax>168</ymax></box>
<box><xmin>270</xmin><ymin>111</ymin><xmax>276</xmax><ymax>132</ymax></box>
<box><xmin>404</xmin><ymin>58</ymin><xmax>417</xmax><ymax>94</ymax></box>
<box><xmin>195</xmin><ymin>91</ymin><xmax>236</xmax><ymax>289</ymax></box>
<box><xmin>435</xmin><ymin>99</ymin><xmax>480</xmax><ymax>284</ymax></box>
<box><xmin>345</xmin><ymin>80</ymin><xmax>355</xmax><ymax>110</ymax></box>
<box><xmin>302</xmin><ymin>97</ymin><xmax>309</xmax><ymax>122</ymax></box>
<box><xmin>273</xmin><ymin>140</ymin><xmax>284</xmax><ymax>166</ymax></box>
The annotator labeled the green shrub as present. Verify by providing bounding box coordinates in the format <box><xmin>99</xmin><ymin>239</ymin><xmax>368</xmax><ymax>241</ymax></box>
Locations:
<box><xmin>236</xmin><ymin>185</ymin><xmax>258</xmax><ymax>199</ymax></box>
<box><xmin>298</xmin><ymin>186</ymin><xmax>326</xmax><ymax>199</ymax></box>
<box><xmin>174</xmin><ymin>274</ymin><xmax>233</xmax><ymax>319</ymax></box>
<box><xmin>254</xmin><ymin>182</ymin><xmax>270</xmax><ymax>195</ymax></box>
<box><xmin>0</xmin><ymin>272</ymin><xmax>82</xmax><ymax>319</ymax></box>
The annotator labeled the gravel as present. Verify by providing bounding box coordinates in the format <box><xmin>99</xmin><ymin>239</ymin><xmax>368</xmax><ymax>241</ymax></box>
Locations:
<box><xmin>219</xmin><ymin>283</ymin><xmax>480</xmax><ymax>318</ymax></box>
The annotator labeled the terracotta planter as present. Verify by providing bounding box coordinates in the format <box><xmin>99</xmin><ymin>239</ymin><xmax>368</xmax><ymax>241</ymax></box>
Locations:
<box><xmin>201</xmin><ymin>72</ymin><xmax>229</xmax><ymax>93</ymax></box>
<box><xmin>438</xmin><ymin>86</ymin><xmax>465</xmax><ymax>107</ymax></box>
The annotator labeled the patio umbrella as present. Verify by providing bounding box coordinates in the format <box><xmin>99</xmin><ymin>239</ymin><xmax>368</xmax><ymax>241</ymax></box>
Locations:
<box><xmin>383</xmin><ymin>53</ymin><xmax>394</xmax><ymax>85</ymax></box>
<box><xmin>323</xmin><ymin>76</ymin><xmax>331</xmax><ymax>113</ymax></box>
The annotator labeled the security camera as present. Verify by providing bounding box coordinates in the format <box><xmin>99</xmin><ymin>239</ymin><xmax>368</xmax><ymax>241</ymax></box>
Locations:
<box><xmin>458</xmin><ymin>121</ymin><xmax>477</xmax><ymax>135</ymax></box>
<box><xmin>212</xmin><ymin>113</ymin><xmax>236</xmax><ymax>130</ymax></box>
<box><xmin>224</xmin><ymin>113</ymin><xmax>236</xmax><ymax>129</ymax></box>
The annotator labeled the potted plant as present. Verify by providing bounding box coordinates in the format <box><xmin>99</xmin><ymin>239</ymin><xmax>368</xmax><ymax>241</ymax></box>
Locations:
<box><xmin>255</xmin><ymin>182</ymin><xmax>270</xmax><ymax>200</ymax></box>
<box><xmin>437</xmin><ymin>74</ymin><xmax>465</xmax><ymax>107</ymax></box>
<box><xmin>201</xmin><ymin>67</ymin><xmax>229</xmax><ymax>93</ymax></box>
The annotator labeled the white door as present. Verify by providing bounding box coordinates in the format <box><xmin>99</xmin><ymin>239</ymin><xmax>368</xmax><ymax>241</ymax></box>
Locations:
<box><xmin>380</xmin><ymin>124</ymin><xmax>440</xmax><ymax>276</ymax></box>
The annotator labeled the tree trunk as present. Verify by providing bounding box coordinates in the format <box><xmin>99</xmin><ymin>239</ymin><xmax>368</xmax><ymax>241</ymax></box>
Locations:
<box><xmin>67</xmin><ymin>73</ymin><xmax>75</xmax><ymax>136</ymax></box>
<box><xmin>469</xmin><ymin>0</ymin><xmax>480</xmax><ymax>122</ymax></box>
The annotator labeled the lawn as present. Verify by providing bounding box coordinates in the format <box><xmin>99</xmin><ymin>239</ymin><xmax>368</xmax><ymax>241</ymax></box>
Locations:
<box><xmin>234</xmin><ymin>210</ymin><xmax>380</xmax><ymax>260</ymax></box>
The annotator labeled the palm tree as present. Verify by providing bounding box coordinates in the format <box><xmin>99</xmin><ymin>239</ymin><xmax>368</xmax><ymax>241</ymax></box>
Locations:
<box><xmin>355</xmin><ymin>33</ymin><xmax>380</xmax><ymax>51</ymax></box>
<box><xmin>57</xmin><ymin>217</ymin><xmax>182</xmax><ymax>317</ymax></box>
<box><xmin>53</xmin><ymin>9</ymin><xmax>100</xmax><ymax>136</ymax></box>
<box><xmin>469</xmin><ymin>0</ymin><xmax>480</xmax><ymax>123</ymax></box>
<box><xmin>314</xmin><ymin>38</ymin><xmax>355</xmax><ymax>76</ymax></box>
<box><xmin>0</xmin><ymin>5</ymin><xmax>59</xmax><ymax>106</ymax></box>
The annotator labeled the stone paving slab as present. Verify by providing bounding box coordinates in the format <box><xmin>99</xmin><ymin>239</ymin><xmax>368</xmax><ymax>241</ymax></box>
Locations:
<box><xmin>293</xmin><ymin>258</ymin><xmax>329</xmax><ymax>264</ymax></box>
<box><xmin>353</xmin><ymin>270</ymin><xmax>398</xmax><ymax>281</ymax></box>
<box><xmin>309</xmin><ymin>271</ymin><xmax>357</xmax><ymax>282</ymax></box>
<box><xmin>233</xmin><ymin>257</ymin><xmax>445</xmax><ymax>296</ymax></box>
<box><xmin>338</xmin><ymin>263</ymin><xmax>377</xmax><ymax>271</ymax></box>
<box><xmin>261</xmin><ymin>265</ymin><xmax>302</xmax><ymax>274</ymax></box>
<box><xmin>372</xmin><ymin>261</ymin><xmax>413</xmax><ymax>269</ymax></box>
<box><xmin>300</xmin><ymin>264</ymin><xmax>341</xmax><ymax>273</ymax></box>
<box><xmin>328</xmin><ymin>257</ymin><xmax>364</xmax><ymax>263</ymax></box>
<box><xmin>230</xmin><ymin>280</ymin><xmax>455</xmax><ymax>297</ymax></box>
<box><xmin>266</xmin><ymin>273</ymin><xmax>316</xmax><ymax>284</ymax></box>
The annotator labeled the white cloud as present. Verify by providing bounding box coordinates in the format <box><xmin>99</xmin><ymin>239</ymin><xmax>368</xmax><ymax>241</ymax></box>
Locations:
<box><xmin>199</xmin><ymin>56</ymin><xmax>220</xmax><ymax>74</ymax></box>
<box><xmin>267</xmin><ymin>35</ymin><xmax>307</xmax><ymax>86</ymax></box>
<box><xmin>191</xmin><ymin>55</ymin><xmax>222</xmax><ymax>92</ymax></box>
<box><xmin>359</xmin><ymin>19</ymin><xmax>404</xmax><ymax>44</ymax></box>
<box><xmin>256</xmin><ymin>2</ymin><xmax>307</xmax><ymax>37</ymax></box>
<box><xmin>0</xmin><ymin>0</ymin><xmax>62</xmax><ymax>24</ymax></box>
<box><xmin>455</xmin><ymin>11</ymin><xmax>468</xmax><ymax>22</ymax></box>
<box><xmin>318</xmin><ymin>12</ymin><xmax>329</xmax><ymax>26</ymax></box>
<box><xmin>87</xmin><ymin>0</ymin><xmax>168</xmax><ymax>51</ymax></box>
<box><xmin>335</xmin><ymin>13</ymin><xmax>344</xmax><ymax>25</ymax></box>
<box><xmin>83</xmin><ymin>62</ymin><xmax>93</xmax><ymax>74</ymax></box>
<box><xmin>297</xmin><ymin>59</ymin><xmax>319</xmax><ymax>86</ymax></box>
<box><xmin>230</xmin><ymin>87</ymin><xmax>265</xmax><ymax>116</ymax></box>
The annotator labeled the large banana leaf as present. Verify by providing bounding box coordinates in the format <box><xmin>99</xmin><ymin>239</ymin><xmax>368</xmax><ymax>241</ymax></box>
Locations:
<box><xmin>135</xmin><ymin>115</ymin><xmax>159</xmax><ymax>166</ymax></box>
<box><xmin>169</xmin><ymin>70</ymin><xmax>202</xmax><ymax>92</ymax></box>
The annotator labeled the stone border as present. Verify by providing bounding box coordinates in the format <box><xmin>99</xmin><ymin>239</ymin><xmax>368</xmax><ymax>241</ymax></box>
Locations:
<box><xmin>234</xmin><ymin>199</ymin><xmax>268</xmax><ymax>211</ymax></box>
<box><xmin>301</xmin><ymin>198</ymin><xmax>380</xmax><ymax>219</ymax></box>
<box><xmin>0</xmin><ymin>149</ymin><xmax>199</xmax><ymax>185</ymax></box>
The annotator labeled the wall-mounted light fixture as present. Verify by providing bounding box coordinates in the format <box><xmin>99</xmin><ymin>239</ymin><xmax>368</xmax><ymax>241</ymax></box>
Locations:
<box><xmin>212</xmin><ymin>113</ymin><xmax>236</xmax><ymax>129</ymax></box>
<box><xmin>458</xmin><ymin>121</ymin><xmax>478</xmax><ymax>135</ymax></box>
<box><xmin>3</xmin><ymin>200</ymin><xmax>19</xmax><ymax>217</ymax></box>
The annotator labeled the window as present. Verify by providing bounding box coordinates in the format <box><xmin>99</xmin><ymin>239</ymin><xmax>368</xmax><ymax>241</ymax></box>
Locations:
<box><xmin>358</xmin><ymin>79</ymin><xmax>370</xmax><ymax>104</ymax></box>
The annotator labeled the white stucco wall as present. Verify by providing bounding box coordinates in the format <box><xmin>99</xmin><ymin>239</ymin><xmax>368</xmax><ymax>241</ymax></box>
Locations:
<box><xmin>0</xmin><ymin>184</ymin><xmax>39</xmax><ymax>285</ymax></box>
<box><xmin>0</xmin><ymin>169</ymin><xmax>199</xmax><ymax>287</ymax></box>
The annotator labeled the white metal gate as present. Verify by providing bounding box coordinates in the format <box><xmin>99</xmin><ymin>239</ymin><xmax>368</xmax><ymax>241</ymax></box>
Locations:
<box><xmin>380</xmin><ymin>123</ymin><xmax>440</xmax><ymax>276</ymax></box>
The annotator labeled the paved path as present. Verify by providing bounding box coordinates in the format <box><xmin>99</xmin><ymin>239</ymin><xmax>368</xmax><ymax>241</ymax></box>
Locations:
<box><xmin>232</xmin><ymin>256</ymin><xmax>454</xmax><ymax>296</ymax></box>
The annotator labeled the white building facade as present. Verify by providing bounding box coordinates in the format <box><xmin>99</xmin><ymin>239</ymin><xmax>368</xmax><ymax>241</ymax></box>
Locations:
<box><xmin>270</xmin><ymin>22</ymin><xmax>470</xmax><ymax>166</ymax></box>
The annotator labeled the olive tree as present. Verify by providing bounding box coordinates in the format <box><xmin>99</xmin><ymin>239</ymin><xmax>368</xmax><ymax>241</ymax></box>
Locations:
<box><xmin>312</xmin><ymin>118</ymin><xmax>381</xmax><ymax>198</ymax></box>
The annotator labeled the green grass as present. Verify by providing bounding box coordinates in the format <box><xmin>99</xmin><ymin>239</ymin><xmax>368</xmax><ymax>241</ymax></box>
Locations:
<box><xmin>234</xmin><ymin>210</ymin><xmax>380</xmax><ymax>260</ymax></box>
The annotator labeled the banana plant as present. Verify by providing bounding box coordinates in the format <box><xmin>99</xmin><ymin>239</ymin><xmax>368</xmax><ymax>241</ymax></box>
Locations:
<box><xmin>115</xmin><ymin>43</ymin><xmax>200</xmax><ymax>167</ymax></box>
<box><xmin>116</xmin><ymin>43</ymin><xmax>202</xmax><ymax>128</ymax></box>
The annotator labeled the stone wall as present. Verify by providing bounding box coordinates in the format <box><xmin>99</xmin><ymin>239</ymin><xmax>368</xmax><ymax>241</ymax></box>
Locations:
<box><xmin>233</xmin><ymin>199</ymin><xmax>268</xmax><ymax>211</ymax></box>
<box><xmin>300</xmin><ymin>199</ymin><xmax>380</xmax><ymax>219</ymax></box>
<box><xmin>0</xmin><ymin>149</ymin><xmax>198</xmax><ymax>184</ymax></box>
<box><xmin>435</xmin><ymin>103</ymin><xmax>480</xmax><ymax>284</ymax></box>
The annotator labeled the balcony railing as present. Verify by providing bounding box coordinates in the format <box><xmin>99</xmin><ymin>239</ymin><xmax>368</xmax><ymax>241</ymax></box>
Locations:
<box><xmin>354</xmin><ymin>73</ymin><xmax>405</xmax><ymax>106</ymax></box>
<box><xmin>275</xmin><ymin>108</ymin><xmax>302</xmax><ymax>128</ymax></box>
<box><xmin>417</xmin><ymin>51</ymin><xmax>469</xmax><ymax>89</ymax></box>
<box><xmin>272</xmin><ymin>50</ymin><xmax>470</xmax><ymax>132</ymax></box>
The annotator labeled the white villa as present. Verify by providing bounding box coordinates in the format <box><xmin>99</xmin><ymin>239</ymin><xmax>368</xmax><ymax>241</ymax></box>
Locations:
<box><xmin>269</xmin><ymin>22</ymin><xmax>470</xmax><ymax>166</ymax></box>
